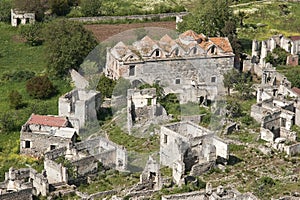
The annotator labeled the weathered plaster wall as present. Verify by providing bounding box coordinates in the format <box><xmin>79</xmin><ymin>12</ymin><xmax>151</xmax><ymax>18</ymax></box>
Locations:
<box><xmin>44</xmin><ymin>159</ymin><xmax>68</xmax><ymax>184</ymax></box>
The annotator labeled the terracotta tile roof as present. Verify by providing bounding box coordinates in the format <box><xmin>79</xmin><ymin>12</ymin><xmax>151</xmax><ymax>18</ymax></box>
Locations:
<box><xmin>289</xmin><ymin>36</ymin><xmax>300</xmax><ymax>41</ymax></box>
<box><xmin>27</xmin><ymin>114</ymin><xmax>68</xmax><ymax>127</ymax></box>
<box><xmin>292</xmin><ymin>87</ymin><xmax>300</xmax><ymax>96</ymax></box>
<box><xmin>210</xmin><ymin>37</ymin><xmax>233</xmax><ymax>53</ymax></box>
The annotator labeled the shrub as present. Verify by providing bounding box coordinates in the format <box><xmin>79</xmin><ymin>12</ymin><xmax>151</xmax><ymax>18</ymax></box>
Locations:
<box><xmin>8</xmin><ymin>90</ymin><xmax>24</xmax><ymax>109</ymax></box>
<box><xmin>0</xmin><ymin>0</ymin><xmax>11</xmax><ymax>23</ymax></box>
<box><xmin>19</xmin><ymin>23</ymin><xmax>44</xmax><ymax>46</ymax></box>
<box><xmin>26</xmin><ymin>75</ymin><xmax>56</xmax><ymax>99</ymax></box>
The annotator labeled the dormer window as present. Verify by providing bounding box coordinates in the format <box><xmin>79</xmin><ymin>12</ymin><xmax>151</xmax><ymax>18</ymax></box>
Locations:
<box><xmin>211</xmin><ymin>46</ymin><xmax>216</xmax><ymax>54</ymax></box>
<box><xmin>155</xmin><ymin>50</ymin><xmax>160</xmax><ymax>57</ymax></box>
<box><xmin>193</xmin><ymin>48</ymin><xmax>197</xmax><ymax>54</ymax></box>
<box><xmin>175</xmin><ymin>48</ymin><xmax>179</xmax><ymax>56</ymax></box>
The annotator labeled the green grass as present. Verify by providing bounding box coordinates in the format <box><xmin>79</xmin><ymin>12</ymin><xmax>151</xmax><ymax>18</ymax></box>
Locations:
<box><xmin>78</xmin><ymin>171</ymin><xmax>140</xmax><ymax>194</ymax></box>
<box><xmin>0</xmin><ymin>22</ymin><xmax>71</xmax><ymax>180</ymax></box>
<box><xmin>107</xmin><ymin>123</ymin><xmax>160</xmax><ymax>153</ymax></box>
<box><xmin>235</xmin><ymin>1</ymin><xmax>300</xmax><ymax>41</ymax></box>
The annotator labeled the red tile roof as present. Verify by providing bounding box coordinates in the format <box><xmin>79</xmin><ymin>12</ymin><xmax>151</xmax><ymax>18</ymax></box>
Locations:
<box><xmin>289</xmin><ymin>36</ymin><xmax>300</xmax><ymax>41</ymax></box>
<box><xmin>210</xmin><ymin>37</ymin><xmax>233</xmax><ymax>53</ymax></box>
<box><xmin>27</xmin><ymin>114</ymin><xmax>68</xmax><ymax>127</ymax></box>
<box><xmin>292</xmin><ymin>87</ymin><xmax>300</xmax><ymax>96</ymax></box>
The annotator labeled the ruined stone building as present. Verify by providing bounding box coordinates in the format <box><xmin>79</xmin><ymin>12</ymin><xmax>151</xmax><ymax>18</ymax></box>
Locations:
<box><xmin>0</xmin><ymin>167</ymin><xmax>49</xmax><ymax>200</ymax></box>
<box><xmin>251</xmin><ymin>65</ymin><xmax>300</xmax><ymax>155</ymax></box>
<box><xmin>20</xmin><ymin>114</ymin><xmax>79</xmax><ymax>157</ymax></box>
<box><xmin>11</xmin><ymin>9</ymin><xmax>35</xmax><ymax>27</ymax></box>
<box><xmin>127</xmin><ymin>88</ymin><xmax>168</xmax><ymax>133</ymax></box>
<box><xmin>105</xmin><ymin>30</ymin><xmax>235</xmax><ymax>103</ymax></box>
<box><xmin>59</xmin><ymin>89</ymin><xmax>101</xmax><ymax>128</ymax></box>
<box><xmin>43</xmin><ymin>136</ymin><xmax>127</xmax><ymax>184</ymax></box>
<box><xmin>161</xmin><ymin>184</ymin><xmax>258</xmax><ymax>200</ymax></box>
<box><xmin>252</xmin><ymin>35</ymin><xmax>300</xmax><ymax>66</ymax></box>
<box><xmin>160</xmin><ymin>121</ymin><xmax>229</xmax><ymax>184</ymax></box>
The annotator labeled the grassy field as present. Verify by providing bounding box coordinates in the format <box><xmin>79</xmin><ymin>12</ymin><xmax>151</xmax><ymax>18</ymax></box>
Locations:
<box><xmin>0</xmin><ymin>22</ymin><xmax>71</xmax><ymax>181</ymax></box>
<box><xmin>234</xmin><ymin>1</ymin><xmax>300</xmax><ymax>41</ymax></box>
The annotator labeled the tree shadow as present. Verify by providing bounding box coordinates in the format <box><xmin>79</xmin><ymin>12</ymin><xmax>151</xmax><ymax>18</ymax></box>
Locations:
<box><xmin>227</xmin><ymin>155</ymin><xmax>243</xmax><ymax>166</ymax></box>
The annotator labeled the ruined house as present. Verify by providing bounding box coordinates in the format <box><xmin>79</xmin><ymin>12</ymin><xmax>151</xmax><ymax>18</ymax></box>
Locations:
<box><xmin>11</xmin><ymin>9</ymin><xmax>35</xmax><ymax>27</ymax></box>
<box><xmin>20</xmin><ymin>114</ymin><xmax>79</xmax><ymax>157</ymax></box>
<box><xmin>161</xmin><ymin>184</ymin><xmax>258</xmax><ymax>200</ymax></box>
<box><xmin>43</xmin><ymin>136</ymin><xmax>127</xmax><ymax>184</ymax></box>
<box><xmin>105</xmin><ymin>30</ymin><xmax>235</xmax><ymax>103</ymax></box>
<box><xmin>0</xmin><ymin>167</ymin><xmax>49</xmax><ymax>200</ymax></box>
<box><xmin>252</xmin><ymin>35</ymin><xmax>300</xmax><ymax>67</ymax></box>
<box><xmin>160</xmin><ymin>121</ymin><xmax>229</xmax><ymax>184</ymax></box>
<box><xmin>59</xmin><ymin>89</ymin><xmax>101</xmax><ymax>128</ymax></box>
<box><xmin>127</xmin><ymin>88</ymin><xmax>167</xmax><ymax>133</ymax></box>
<box><xmin>251</xmin><ymin>64</ymin><xmax>300</xmax><ymax>155</ymax></box>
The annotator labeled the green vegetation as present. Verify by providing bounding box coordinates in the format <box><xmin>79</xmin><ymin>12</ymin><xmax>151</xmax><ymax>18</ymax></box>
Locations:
<box><xmin>178</xmin><ymin>0</ymin><xmax>234</xmax><ymax>36</ymax></box>
<box><xmin>235</xmin><ymin>1</ymin><xmax>300</xmax><ymax>40</ymax></box>
<box><xmin>26</xmin><ymin>75</ymin><xmax>56</xmax><ymax>99</ymax></box>
<box><xmin>277</xmin><ymin>65</ymin><xmax>300</xmax><ymax>88</ymax></box>
<box><xmin>265</xmin><ymin>47</ymin><xmax>289</xmax><ymax>67</ymax></box>
<box><xmin>107</xmin><ymin>123</ymin><xmax>159</xmax><ymax>153</ymax></box>
<box><xmin>78</xmin><ymin>170</ymin><xmax>140</xmax><ymax>194</ymax></box>
<box><xmin>0</xmin><ymin>22</ymin><xmax>71</xmax><ymax>180</ymax></box>
<box><xmin>43</xmin><ymin>19</ymin><xmax>97</xmax><ymax>77</ymax></box>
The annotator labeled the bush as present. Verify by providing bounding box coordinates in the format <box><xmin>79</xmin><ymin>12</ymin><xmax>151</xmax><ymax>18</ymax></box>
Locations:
<box><xmin>0</xmin><ymin>0</ymin><xmax>11</xmax><ymax>23</ymax></box>
<box><xmin>26</xmin><ymin>75</ymin><xmax>56</xmax><ymax>99</ymax></box>
<box><xmin>19</xmin><ymin>23</ymin><xmax>44</xmax><ymax>46</ymax></box>
<box><xmin>8</xmin><ymin>90</ymin><xmax>24</xmax><ymax>109</ymax></box>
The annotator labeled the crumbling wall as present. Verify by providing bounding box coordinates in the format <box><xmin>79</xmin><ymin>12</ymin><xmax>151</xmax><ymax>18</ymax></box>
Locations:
<box><xmin>30</xmin><ymin>169</ymin><xmax>49</xmax><ymax>196</ymax></box>
<box><xmin>261</xmin><ymin>128</ymin><xmax>275</xmax><ymax>142</ymax></box>
<box><xmin>160</xmin><ymin>126</ymin><xmax>189</xmax><ymax>167</ymax></box>
<box><xmin>44</xmin><ymin>159</ymin><xmax>68</xmax><ymax>184</ymax></box>
<box><xmin>212</xmin><ymin>137</ymin><xmax>229</xmax><ymax>159</ymax></box>
<box><xmin>72</xmin><ymin>156</ymin><xmax>98</xmax><ymax>176</ymax></box>
<box><xmin>190</xmin><ymin>161</ymin><xmax>215</xmax><ymax>176</ymax></box>
<box><xmin>0</xmin><ymin>188</ymin><xmax>32</xmax><ymax>200</ymax></box>
<box><xmin>44</xmin><ymin>147</ymin><xmax>67</xmax><ymax>160</ymax></box>
<box><xmin>20</xmin><ymin>132</ymin><xmax>71</xmax><ymax>157</ymax></box>
<box><xmin>285</xmin><ymin>143</ymin><xmax>300</xmax><ymax>156</ymax></box>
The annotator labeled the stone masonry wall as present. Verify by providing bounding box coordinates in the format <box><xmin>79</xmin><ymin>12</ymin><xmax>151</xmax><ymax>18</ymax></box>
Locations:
<box><xmin>20</xmin><ymin>132</ymin><xmax>71</xmax><ymax>157</ymax></box>
<box><xmin>0</xmin><ymin>188</ymin><xmax>32</xmax><ymax>200</ymax></box>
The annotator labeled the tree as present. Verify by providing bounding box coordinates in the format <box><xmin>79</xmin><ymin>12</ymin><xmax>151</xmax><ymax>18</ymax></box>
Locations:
<box><xmin>49</xmin><ymin>0</ymin><xmax>73</xmax><ymax>16</ymax></box>
<box><xmin>19</xmin><ymin>23</ymin><xmax>44</xmax><ymax>46</ymax></box>
<box><xmin>80</xmin><ymin>0</ymin><xmax>102</xmax><ymax>17</ymax></box>
<box><xmin>226</xmin><ymin>99</ymin><xmax>242</xmax><ymax>118</ymax></box>
<box><xmin>0</xmin><ymin>0</ymin><xmax>11</xmax><ymax>23</ymax></box>
<box><xmin>13</xmin><ymin>0</ymin><xmax>45</xmax><ymax>21</ymax></box>
<box><xmin>112</xmin><ymin>78</ymin><xmax>131</xmax><ymax>97</ymax></box>
<box><xmin>177</xmin><ymin>0</ymin><xmax>234</xmax><ymax>36</ymax></box>
<box><xmin>43</xmin><ymin>19</ymin><xmax>97</xmax><ymax>76</ymax></box>
<box><xmin>233</xmin><ymin>72</ymin><xmax>254</xmax><ymax>100</ymax></box>
<box><xmin>8</xmin><ymin>90</ymin><xmax>23</xmax><ymax>109</ymax></box>
<box><xmin>26</xmin><ymin>75</ymin><xmax>56</xmax><ymax>99</ymax></box>
<box><xmin>223</xmin><ymin>69</ymin><xmax>240</xmax><ymax>96</ymax></box>
<box><xmin>97</xmin><ymin>74</ymin><xmax>116</xmax><ymax>98</ymax></box>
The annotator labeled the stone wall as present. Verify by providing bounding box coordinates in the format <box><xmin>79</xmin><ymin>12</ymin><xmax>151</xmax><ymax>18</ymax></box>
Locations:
<box><xmin>44</xmin><ymin>147</ymin><xmax>67</xmax><ymax>160</ymax></box>
<box><xmin>30</xmin><ymin>169</ymin><xmax>49</xmax><ymax>196</ymax></box>
<box><xmin>260</xmin><ymin>128</ymin><xmax>275</xmax><ymax>142</ymax></box>
<box><xmin>181</xmin><ymin>115</ymin><xmax>203</xmax><ymax>124</ymax></box>
<box><xmin>162</xmin><ymin>191</ymin><xmax>205</xmax><ymax>200</ymax></box>
<box><xmin>212</xmin><ymin>137</ymin><xmax>229</xmax><ymax>159</ymax></box>
<box><xmin>44</xmin><ymin>159</ymin><xmax>68</xmax><ymax>184</ymax></box>
<box><xmin>69</xmin><ymin>12</ymin><xmax>188</xmax><ymax>22</ymax></box>
<box><xmin>20</xmin><ymin>131</ymin><xmax>72</xmax><ymax>157</ymax></box>
<box><xmin>72</xmin><ymin>156</ymin><xmax>98</xmax><ymax>176</ymax></box>
<box><xmin>190</xmin><ymin>161</ymin><xmax>214</xmax><ymax>176</ymax></box>
<box><xmin>285</xmin><ymin>143</ymin><xmax>300</xmax><ymax>156</ymax></box>
<box><xmin>0</xmin><ymin>188</ymin><xmax>32</xmax><ymax>200</ymax></box>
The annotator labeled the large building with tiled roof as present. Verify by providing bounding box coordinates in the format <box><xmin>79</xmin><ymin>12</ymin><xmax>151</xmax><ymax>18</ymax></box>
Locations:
<box><xmin>105</xmin><ymin>30</ymin><xmax>235</xmax><ymax>103</ymax></box>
